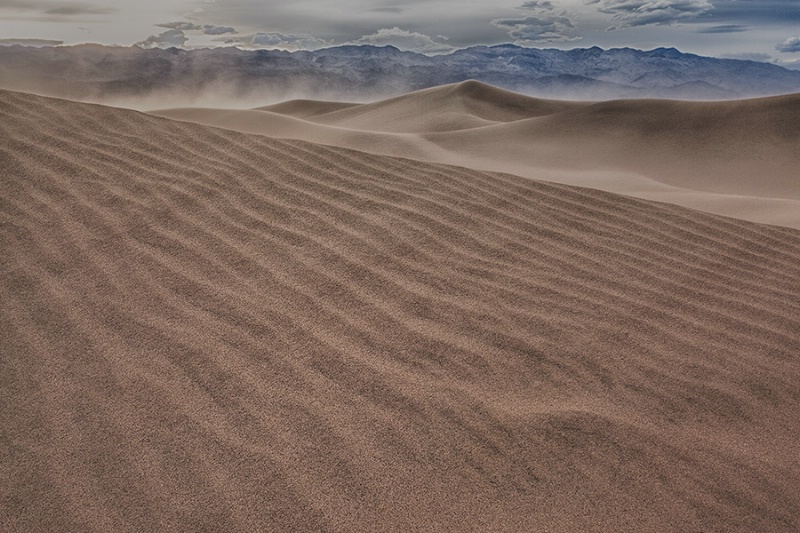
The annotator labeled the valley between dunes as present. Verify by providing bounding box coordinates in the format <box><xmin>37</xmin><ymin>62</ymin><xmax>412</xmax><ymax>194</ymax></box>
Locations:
<box><xmin>2</xmin><ymin>86</ymin><xmax>800</xmax><ymax>532</ymax></box>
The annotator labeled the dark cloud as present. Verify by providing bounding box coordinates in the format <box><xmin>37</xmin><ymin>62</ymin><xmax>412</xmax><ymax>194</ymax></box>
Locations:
<box><xmin>43</xmin><ymin>5</ymin><xmax>101</xmax><ymax>14</ymax></box>
<box><xmin>157</xmin><ymin>21</ymin><xmax>237</xmax><ymax>35</ymax></box>
<box><xmin>354</xmin><ymin>27</ymin><xmax>454</xmax><ymax>54</ymax></box>
<box><xmin>776</xmin><ymin>36</ymin><xmax>800</xmax><ymax>53</ymax></box>
<box><xmin>157</xmin><ymin>21</ymin><xmax>203</xmax><ymax>31</ymax></box>
<box><xmin>135</xmin><ymin>29</ymin><xmax>187</xmax><ymax>49</ymax></box>
<box><xmin>492</xmin><ymin>1</ymin><xmax>580</xmax><ymax>43</ymax></box>
<box><xmin>519</xmin><ymin>1</ymin><xmax>555</xmax><ymax>9</ymax></box>
<box><xmin>203</xmin><ymin>24</ymin><xmax>236</xmax><ymax>35</ymax></box>
<box><xmin>586</xmin><ymin>0</ymin><xmax>713</xmax><ymax>29</ymax></box>
<box><xmin>698</xmin><ymin>24</ymin><xmax>749</xmax><ymax>33</ymax></box>
<box><xmin>370</xmin><ymin>7</ymin><xmax>404</xmax><ymax>13</ymax></box>
<box><xmin>0</xmin><ymin>37</ymin><xmax>63</xmax><ymax>46</ymax></box>
<box><xmin>0</xmin><ymin>0</ymin><xmax>113</xmax><ymax>16</ymax></box>
<box><xmin>706</xmin><ymin>0</ymin><xmax>800</xmax><ymax>24</ymax></box>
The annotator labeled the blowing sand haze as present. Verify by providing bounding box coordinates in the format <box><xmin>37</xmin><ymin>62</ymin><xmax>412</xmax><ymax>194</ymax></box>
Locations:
<box><xmin>3</xmin><ymin>86</ymin><xmax>800</xmax><ymax>532</ymax></box>
<box><xmin>153</xmin><ymin>80</ymin><xmax>800</xmax><ymax>230</ymax></box>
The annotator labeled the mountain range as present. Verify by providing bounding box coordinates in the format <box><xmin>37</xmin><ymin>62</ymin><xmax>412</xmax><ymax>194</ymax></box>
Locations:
<box><xmin>2</xmin><ymin>43</ymin><xmax>800</xmax><ymax>106</ymax></box>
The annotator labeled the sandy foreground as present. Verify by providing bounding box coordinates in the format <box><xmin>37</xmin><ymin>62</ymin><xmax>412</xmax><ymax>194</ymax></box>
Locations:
<box><xmin>2</xmin><ymin>87</ymin><xmax>800</xmax><ymax>532</ymax></box>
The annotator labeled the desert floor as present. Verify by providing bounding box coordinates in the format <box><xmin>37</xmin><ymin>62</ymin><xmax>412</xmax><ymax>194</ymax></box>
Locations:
<box><xmin>2</xmin><ymin>85</ymin><xmax>800</xmax><ymax>532</ymax></box>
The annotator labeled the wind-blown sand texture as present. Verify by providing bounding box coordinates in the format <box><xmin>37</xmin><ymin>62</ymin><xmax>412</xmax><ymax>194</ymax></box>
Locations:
<box><xmin>3</xmin><ymin>88</ymin><xmax>800</xmax><ymax>532</ymax></box>
<box><xmin>152</xmin><ymin>80</ymin><xmax>800</xmax><ymax>229</ymax></box>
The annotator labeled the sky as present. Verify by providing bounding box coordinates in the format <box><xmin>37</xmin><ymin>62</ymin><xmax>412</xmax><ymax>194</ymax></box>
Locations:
<box><xmin>1</xmin><ymin>0</ymin><xmax>799</xmax><ymax>68</ymax></box>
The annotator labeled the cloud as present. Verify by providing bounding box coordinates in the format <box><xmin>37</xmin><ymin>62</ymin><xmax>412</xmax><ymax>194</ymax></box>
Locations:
<box><xmin>353</xmin><ymin>27</ymin><xmax>455</xmax><ymax>54</ymax></box>
<box><xmin>698</xmin><ymin>24</ymin><xmax>748</xmax><ymax>33</ymax></box>
<box><xmin>156</xmin><ymin>21</ymin><xmax>237</xmax><ymax>35</ymax></box>
<box><xmin>491</xmin><ymin>1</ymin><xmax>581</xmax><ymax>44</ymax></box>
<box><xmin>157</xmin><ymin>21</ymin><xmax>203</xmax><ymax>31</ymax></box>
<box><xmin>586</xmin><ymin>0</ymin><xmax>713</xmax><ymax>29</ymax></box>
<box><xmin>202</xmin><ymin>24</ymin><xmax>236</xmax><ymax>35</ymax></box>
<box><xmin>0</xmin><ymin>0</ymin><xmax>112</xmax><ymax>16</ymax></box>
<box><xmin>776</xmin><ymin>58</ymin><xmax>800</xmax><ymax>70</ymax></box>
<box><xmin>776</xmin><ymin>36</ymin><xmax>800</xmax><ymax>53</ymax></box>
<box><xmin>135</xmin><ymin>29</ymin><xmax>187</xmax><ymax>49</ymax></box>
<box><xmin>708</xmin><ymin>0</ymin><xmax>800</xmax><ymax>25</ymax></box>
<box><xmin>721</xmin><ymin>52</ymin><xmax>772</xmax><ymax>62</ymax></box>
<box><xmin>221</xmin><ymin>32</ymin><xmax>330</xmax><ymax>51</ymax></box>
<box><xmin>370</xmin><ymin>6</ymin><xmax>404</xmax><ymax>13</ymax></box>
<box><xmin>520</xmin><ymin>1</ymin><xmax>556</xmax><ymax>8</ymax></box>
<box><xmin>0</xmin><ymin>37</ymin><xmax>63</xmax><ymax>46</ymax></box>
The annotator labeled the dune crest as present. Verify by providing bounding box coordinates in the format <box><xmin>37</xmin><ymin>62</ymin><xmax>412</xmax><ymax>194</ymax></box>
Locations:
<box><xmin>290</xmin><ymin>80</ymin><xmax>588</xmax><ymax>133</ymax></box>
<box><xmin>3</xmin><ymin>88</ymin><xmax>800</xmax><ymax>532</ymax></box>
<box><xmin>256</xmin><ymin>99</ymin><xmax>362</xmax><ymax>119</ymax></box>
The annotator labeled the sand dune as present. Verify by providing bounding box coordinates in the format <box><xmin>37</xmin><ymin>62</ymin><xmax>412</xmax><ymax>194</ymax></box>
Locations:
<box><xmin>3</xmin><ymin>88</ymin><xmax>800</xmax><ymax>532</ymax></box>
<box><xmin>256</xmin><ymin>99</ymin><xmax>361</xmax><ymax>119</ymax></box>
<box><xmin>276</xmin><ymin>80</ymin><xmax>587</xmax><ymax>133</ymax></box>
<box><xmin>425</xmin><ymin>93</ymin><xmax>800</xmax><ymax>198</ymax></box>
<box><xmin>151</xmin><ymin>81</ymin><xmax>800</xmax><ymax>229</ymax></box>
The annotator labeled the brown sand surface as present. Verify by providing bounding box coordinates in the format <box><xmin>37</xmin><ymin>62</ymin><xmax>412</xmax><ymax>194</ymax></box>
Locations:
<box><xmin>3</xmin><ymin>88</ymin><xmax>800</xmax><ymax>532</ymax></box>
<box><xmin>152</xmin><ymin>80</ymin><xmax>800</xmax><ymax>229</ymax></box>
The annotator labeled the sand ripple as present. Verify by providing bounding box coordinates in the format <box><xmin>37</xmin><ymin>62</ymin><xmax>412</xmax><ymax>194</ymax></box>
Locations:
<box><xmin>3</xmin><ymin>89</ymin><xmax>800</xmax><ymax>532</ymax></box>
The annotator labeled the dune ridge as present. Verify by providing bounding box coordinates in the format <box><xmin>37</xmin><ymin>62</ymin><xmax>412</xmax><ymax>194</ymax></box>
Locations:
<box><xmin>257</xmin><ymin>99</ymin><xmax>362</xmax><ymax>118</ymax></box>
<box><xmin>151</xmin><ymin>81</ymin><xmax>800</xmax><ymax>230</ymax></box>
<box><xmin>3</xmin><ymin>88</ymin><xmax>800</xmax><ymax>532</ymax></box>
<box><xmin>285</xmin><ymin>80</ymin><xmax>587</xmax><ymax>133</ymax></box>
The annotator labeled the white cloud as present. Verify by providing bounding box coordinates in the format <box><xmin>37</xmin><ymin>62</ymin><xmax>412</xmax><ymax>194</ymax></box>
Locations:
<box><xmin>491</xmin><ymin>2</ymin><xmax>581</xmax><ymax>44</ymax></box>
<box><xmin>776</xmin><ymin>36</ymin><xmax>800</xmax><ymax>53</ymax></box>
<box><xmin>776</xmin><ymin>58</ymin><xmax>800</xmax><ymax>70</ymax></box>
<box><xmin>135</xmin><ymin>29</ymin><xmax>187</xmax><ymax>48</ymax></box>
<box><xmin>353</xmin><ymin>27</ymin><xmax>455</xmax><ymax>54</ymax></box>
<box><xmin>586</xmin><ymin>0</ymin><xmax>713</xmax><ymax>29</ymax></box>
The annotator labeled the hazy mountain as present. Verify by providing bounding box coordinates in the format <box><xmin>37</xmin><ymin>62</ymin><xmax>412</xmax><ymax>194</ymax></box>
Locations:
<box><xmin>2</xmin><ymin>43</ymin><xmax>799</xmax><ymax>105</ymax></box>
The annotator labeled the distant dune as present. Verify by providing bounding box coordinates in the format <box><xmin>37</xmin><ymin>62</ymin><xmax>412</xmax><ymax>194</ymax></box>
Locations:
<box><xmin>256</xmin><ymin>99</ymin><xmax>362</xmax><ymax>119</ymax></box>
<box><xmin>3</xmin><ymin>88</ymin><xmax>800</xmax><ymax>531</ymax></box>
<box><xmin>152</xmin><ymin>81</ymin><xmax>800</xmax><ymax>229</ymax></box>
<box><xmin>286</xmin><ymin>81</ymin><xmax>586</xmax><ymax>133</ymax></box>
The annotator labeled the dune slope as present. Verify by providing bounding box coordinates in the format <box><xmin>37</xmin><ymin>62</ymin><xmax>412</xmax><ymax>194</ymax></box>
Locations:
<box><xmin>3</xmin><ymin>89</ymin><xmax>800</xmax><ymax>532</ymax></box>
<box><xmin>424</xmin><ymin>93</ymin><xmax>800</xmax><ymax>199</ymax></box>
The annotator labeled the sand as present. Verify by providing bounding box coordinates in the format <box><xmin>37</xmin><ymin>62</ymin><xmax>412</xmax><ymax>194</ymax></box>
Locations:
<box><xmin>3</xmin><ymin>87</ymin><xmax>800</xmax><ymax>532</ymax></box>
<box><xmin>152</xmin><ymin>80</ymin><xmax>800</xmax><ymax>229</ymax></box>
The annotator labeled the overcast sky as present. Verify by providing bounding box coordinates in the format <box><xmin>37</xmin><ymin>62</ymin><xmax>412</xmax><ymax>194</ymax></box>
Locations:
<box><xmin>1</xmin><ymin>0</ymin><xmax>799</xmax><ymax>67</ymax></box>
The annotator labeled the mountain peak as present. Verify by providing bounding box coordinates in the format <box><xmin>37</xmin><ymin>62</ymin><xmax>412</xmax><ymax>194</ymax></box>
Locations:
<box><xmin>647</xmin><ymin>47</ymin><xmax>684</xmax><ymax>58</ymax></box>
